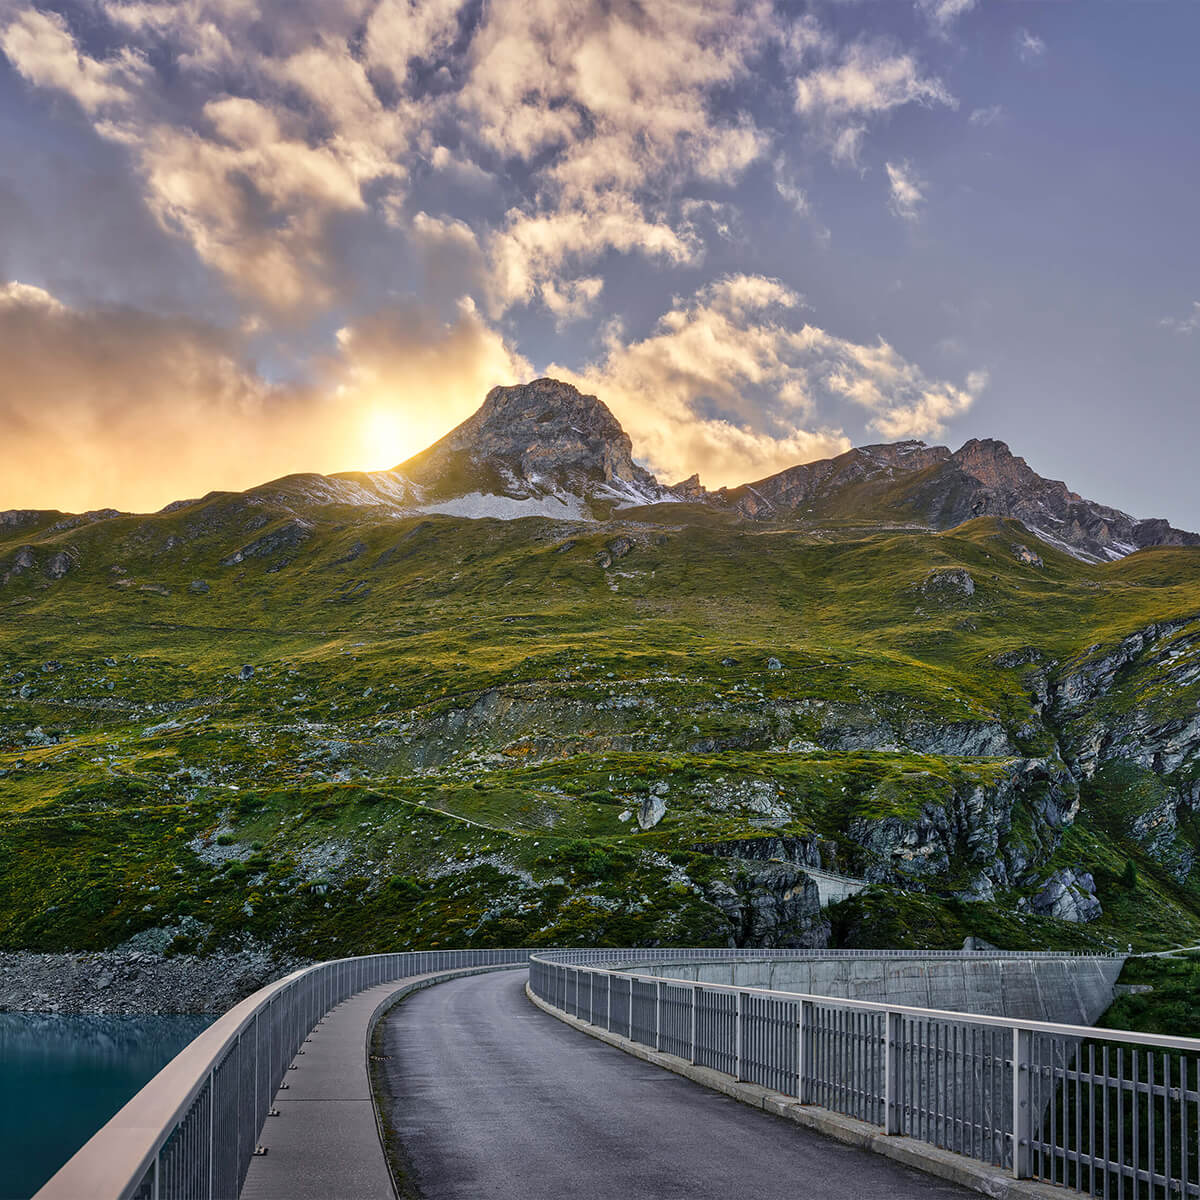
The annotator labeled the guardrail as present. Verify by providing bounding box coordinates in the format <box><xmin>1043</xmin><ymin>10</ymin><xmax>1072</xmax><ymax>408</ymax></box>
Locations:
<box><xmin>35</xmin><ymin>949</ymin><xmax>530</xmax><ymax>1200</ymax></box>
<box><xmin>530</xmin><ymin>951</ymin><xmax>1200</xmax><ymax>1198</ymax></box>
<box><xmin>32</xmin><ymin>944</ymin><xmax>1135</xmax><ymax>1200</ymax></box>
<box><xmin>541</xmin><ymin>947</ymin><xmax>1122</xmax><ymax>963</ymax></box>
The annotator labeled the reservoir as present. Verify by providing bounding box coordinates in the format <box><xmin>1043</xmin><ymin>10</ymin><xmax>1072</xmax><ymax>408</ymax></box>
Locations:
<box><xmin>0</xmin><ymin>1012</ymin><xmax>212</xmax><ymax>1199</ymax></box>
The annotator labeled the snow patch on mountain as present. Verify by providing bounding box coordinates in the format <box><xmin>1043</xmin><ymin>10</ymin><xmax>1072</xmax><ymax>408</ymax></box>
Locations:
<box><xmin>417</xmin><ymin>491</ymin><xmax>592</xmax><ymax>522</ymax></box>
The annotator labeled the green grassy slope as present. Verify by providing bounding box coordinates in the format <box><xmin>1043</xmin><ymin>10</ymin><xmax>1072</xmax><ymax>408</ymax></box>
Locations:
<box><xmin>2</xmin><ymin>499</ymin><xmax>1199</xmax><ymax>960</ymax></box>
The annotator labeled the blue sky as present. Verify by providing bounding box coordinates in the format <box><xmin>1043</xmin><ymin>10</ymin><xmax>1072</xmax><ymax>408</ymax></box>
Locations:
<box><xmin>0</xmin><ymin>0</ymin><xmax>1196</xmax><ymax>522</ymax></box>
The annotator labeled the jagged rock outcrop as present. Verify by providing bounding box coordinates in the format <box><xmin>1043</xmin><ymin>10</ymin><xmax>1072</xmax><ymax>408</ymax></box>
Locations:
<box><xmin>717</xmin><ymin>435</ymin><xmax>1198</xmax><ymax>562</ymax></box>
<box><xmin>396</xmin><ymin>378</ymin><xmax>671</xmax><ymax>511</ymax></box>
<box><xmin>848</xmin><ymin>758</ymin><xmax>1080</xmax><ymax>895</ymax></box>
<box><xmin>691</xmin><ymin>835</ymin><xmax>826</xmax><ymax>869</ymax></box>
<box><xmin>705</xmin><ymin>863</ymin><xmax>829</xmax><ymax>948</ymax></box>
<box><xmin>1027</xmin><ymin>868</ymin><xmax>1102</xmax><ymax>923</ymax></box>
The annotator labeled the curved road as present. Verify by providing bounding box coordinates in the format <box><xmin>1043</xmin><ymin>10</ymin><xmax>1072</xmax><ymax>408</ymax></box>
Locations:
<box><xmin>374</xmin><ymin>971</ymin><xmax>972</xmax><ymax>1200</ymax></box>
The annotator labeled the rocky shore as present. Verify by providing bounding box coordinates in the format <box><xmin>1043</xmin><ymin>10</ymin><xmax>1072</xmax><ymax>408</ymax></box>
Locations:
<box><xmin>0</xmin><ymin>949</ymin><xmax>309</xmax><ymax>1015</ymax></box>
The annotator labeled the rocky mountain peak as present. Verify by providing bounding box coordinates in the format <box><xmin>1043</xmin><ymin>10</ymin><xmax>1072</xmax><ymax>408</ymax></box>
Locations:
<box><xmin>435</xmin><ymin>378</ymin><xmax>642</xmax><ymax>487</ymax></box>
<box><xmin>393</xmin><ymin>377</ymin><xmax>667</xmax><ymax>512</ymax></box>
<box><xmin>951</xmin><ymin>438</ymin><xmax>1073</xmax><ymax>499</ymax></box>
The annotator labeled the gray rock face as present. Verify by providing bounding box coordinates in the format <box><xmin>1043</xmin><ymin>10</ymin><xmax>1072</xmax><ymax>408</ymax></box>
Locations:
<box><xmin>1029</xmin><ymin>869</ymin><xmax>1102</xmax><ymax>923</ymax></box>
<box><xmin>706</xmin><ymin>863</ymin><xmax>828</xmax><ymax>948</ymax></box>
<box><xmin>849</xmin><ymin>757</ymin><xmax>1079</xmax><ymax>893</ymax></box>
<box><xmin>718</xmin><ymin>434</ymin><xmax>1198</xmax><ymax>562</ymax></box>
<box><xmin>0</xmin><ymin>948</ymin><xmax>307</xmax><ymax>1014</ymax></box>
<box><xmin>221</xmin><ymin>519</ymin><xmax>312</xmax><ymax>566</ymax></box>
<box><xmin>398</xmin><ymin>378</ymin><xmax>669</xmax><ymax>508</ymax></box>
<box><xmin>922</xmin><ymin>568</ymin><xmax>975</xmax><ymax>597</ymax></box>
<box><xmin>637</xmin><ymin>792</ymin><xmax>667</xmax><ymax>830</ymax></box>
<box><xmin>691</xmin><ymin>835</ymin><xmax>825</xmax><ymax>869</ymax></box>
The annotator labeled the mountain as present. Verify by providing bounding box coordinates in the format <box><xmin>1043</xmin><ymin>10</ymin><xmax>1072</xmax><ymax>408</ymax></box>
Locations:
<box><xmin>2</xmin><ymin>377</ymin><xmax>1200</xmax><ymax>985</ymax></box>
<box><xmin>395</xmin><ymin>378</ymin><xmax>674</xmax><ymax>514</ymax></box>
<box><xmin>6</xmin><ymin>378</ymin><xmax>1191</xmax><ymax>566</ymax></box>
<box><xmin>721</xmin><ymin>438</ymin><xmax>1200</xmax><ymax>563</ymax></box>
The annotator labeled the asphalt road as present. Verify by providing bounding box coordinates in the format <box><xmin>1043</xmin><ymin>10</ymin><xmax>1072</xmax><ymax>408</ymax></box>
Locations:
<box><xmin>375</xmin><ymin>970</ymin><xmax>974</xmax><ymax>1200</ymax></box>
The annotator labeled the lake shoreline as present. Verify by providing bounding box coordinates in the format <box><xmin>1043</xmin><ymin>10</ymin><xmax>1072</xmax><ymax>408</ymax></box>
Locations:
<box><xmin>0</xmin><ymin>948</ymin><xmax>308</xmax><ymax>1015</ymax></box>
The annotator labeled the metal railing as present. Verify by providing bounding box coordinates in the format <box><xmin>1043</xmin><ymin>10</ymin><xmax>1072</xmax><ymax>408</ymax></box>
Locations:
<box><xmin>541</xmin><ymin>947</ymin><xmax>1121</xmax><ymax>963</ymax></box>
<box><xmin>530</xmin><ymin>951</ymin><xmax>1200</xmax><ymax>1199</ymax></box>
<box><xmin>36</xmin><ymin>949</ymin><xmax>530</xmax><ymax>1200</ymax></box>
<box><xmin>32</xmin><ymin>943</ymin><xmax>1137</xmax><ymax>1200</ymax></box>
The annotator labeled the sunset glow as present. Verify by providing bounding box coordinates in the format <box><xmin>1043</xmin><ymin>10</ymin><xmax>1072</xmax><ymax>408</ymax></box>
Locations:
<box><xmin>0</xmin><ymin>3</ymin><xmax>1197</xmax><ymax>521</ymax></box>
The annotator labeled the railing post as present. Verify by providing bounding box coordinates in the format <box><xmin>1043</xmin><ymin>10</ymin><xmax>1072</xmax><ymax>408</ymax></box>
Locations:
<box><xmin>735</xmin><ymin>990</ymin><xmax>743</xmax><ymax>1082</ymax></box>
<box><xmin>628</xmin><ymin>978</ymin><xmax>634</xmax><ymax>1038</ymax></box>
<box><xmin>690</xmin><ymin>987</ymin><xmax>698</xmax><ymax>1065</ymax></box>
<box><xmin>654</xmin><ymin>981</ymin><xmax>662</xmax><ymax>1051</ymax></box>
<box><xmin>207</xmin><ymin>1067</ymin><xmax>215</xmax><ymax>1200</ymax></box>
<box><xmin>797</xmin><ymin>1000</ymin><xmax>812</xmax><ymax>1103</ymax></box>
<box><xmin>884</xmin><ymin>1010</ymin><xmax>902</xmax><ymax>1134</ymax></box>
<box><xmin>1012</xmin><ymin>1027</ymin><xmax>1032</xmax><ymax>1179</ymax></box>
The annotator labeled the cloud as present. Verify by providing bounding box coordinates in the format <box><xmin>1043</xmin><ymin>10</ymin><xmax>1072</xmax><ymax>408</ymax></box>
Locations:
<box><xmin>0</xmin><ymin>280</ymin><xmax>528</xmax><ymax>512</ymax></box>
<box><xmin>0</xmin><ymin>280</ymin><xmax>65</xmax><ymax>312</ymax></box>
<box><xmin>0</xmin><ymin>1</ymin><xmax>429</xmax><ymax>311</ymax></box>
<box><xmin>1017</xmin><ymin>29</ymin><xmax>1047</xmax><ymax>63</ymax></box>
<box><xmin>0</xmin><ymin>7</ymin><xmax>146</xmax><ymax>113</ymax></box>
<box><xmin>793</xmin><ymin>40</ymin><xmax>955</xmax><ymax>165</ymax></box>
<box><xmin>0</xmin><ymin>3</ymin><xmax>964</xmax><ymax>324</ymax></box>
<box><xmin>915</xmin><ymin>0</ymin><xmax>976</xmax><ymax>34</ymax></box>
<box><xmin>885</xmin><ymin>160</ymin><xmax>925</xmax><ymax>221</ymax></box>
<box><xmin>461</xmin><ymin>0</ymin><xmax>780</xmax><ymax>316</ymax></box>
<box><xmin>547</xmin><ymin>274</ymin><xmax>981</xmax><ymax>487</ymax></box>
<box><xmin>1160</xmin><ymin>301</ymin><xmax>1200</xmax><ymax>335</ymax></box>
<box><xmin>773</xmin><ymin>157</ymin><xmax>810</xmax><ymax>216</ymax></box>
<box><xmin>968</xmin><ymin>104</ymin><xmax>1003</xmax><ymax>127</ymax></box>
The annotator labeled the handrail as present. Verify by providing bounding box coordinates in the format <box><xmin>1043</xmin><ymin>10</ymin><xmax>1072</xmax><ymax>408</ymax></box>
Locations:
<box><xmin>35</xmin><ymin>949</ymin><xmax>530</xmax><ymax>1200</ymax></box>
<box><xmin>40</xmin><ymin>964</ymin><xmax>311</xmax><ymax>1200</ymax></box>
<box><xmin>32</xmin><ymin>945</ymin><xmax>1131</xmax><ymax>1200</ymax></box>
<box><xmin>529</xmin><ymin>950</ymin><xmax>1198</xmax><ymax>1196</ymax></box>
<box><xmin>533</xmin><ymin>954</ymin><xmax>1199</xmax><ymax>1054</ymax></box>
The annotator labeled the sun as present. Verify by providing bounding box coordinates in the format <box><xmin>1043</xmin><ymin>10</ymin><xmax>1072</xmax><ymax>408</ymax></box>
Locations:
<box><xmin>361</xmin><ymin>408</ymin><xmax>408</xmax><ymax>469</ymax></box>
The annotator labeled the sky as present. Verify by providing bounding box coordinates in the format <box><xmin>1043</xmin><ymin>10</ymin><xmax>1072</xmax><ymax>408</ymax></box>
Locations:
<box><xmin>0</xmin><ymin>0</ymin><xmax>1197</xmax><ymax>523</ymax></box>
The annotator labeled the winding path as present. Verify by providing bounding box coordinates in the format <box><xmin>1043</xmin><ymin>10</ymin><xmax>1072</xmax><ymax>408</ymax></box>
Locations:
<box><xmin>374</xmin><ymin>970</ymin><xmax>973</xmax><ymax>1200</ymax></box>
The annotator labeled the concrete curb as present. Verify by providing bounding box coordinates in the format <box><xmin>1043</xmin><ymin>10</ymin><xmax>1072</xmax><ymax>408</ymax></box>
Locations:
<box><xmin>526</xmin><ymin>983</ymin><xmax>1065</xmax><ymax>1200</ymax></box>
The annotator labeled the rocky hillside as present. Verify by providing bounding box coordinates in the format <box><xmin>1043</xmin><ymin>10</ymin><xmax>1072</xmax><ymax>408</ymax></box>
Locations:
<box><xmin>1</xmin><ymin>379</ymin><xmax>1199</xmax><ymax>967</ymax></box>
<box><xmin>721</xmin><ymin>438</ymin><xmax>1200</xmax><ymax>563</ymax></box>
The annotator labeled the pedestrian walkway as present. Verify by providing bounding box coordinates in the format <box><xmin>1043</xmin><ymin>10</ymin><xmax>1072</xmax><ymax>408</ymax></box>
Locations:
<box><xmin>240</xmin><ymin>965</ymin><xmax>517</xmax><ymax>1200</ymax></box>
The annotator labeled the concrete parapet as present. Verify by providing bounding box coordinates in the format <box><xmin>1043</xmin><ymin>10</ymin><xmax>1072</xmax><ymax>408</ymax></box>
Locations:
<box><xmin>631</xmin><ymin>955</ymin><xmax>1124</xmax><ymax>1025</ymax></box>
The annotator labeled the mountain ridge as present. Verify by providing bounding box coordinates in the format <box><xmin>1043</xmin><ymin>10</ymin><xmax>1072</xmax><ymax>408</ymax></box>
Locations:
<box><xmin>2</xmin><ymin>377</ymin><xmax>1195</xmax><ymax>564</ymax></box>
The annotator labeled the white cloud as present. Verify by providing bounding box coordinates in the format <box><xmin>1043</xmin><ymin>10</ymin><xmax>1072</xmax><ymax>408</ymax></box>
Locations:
<box><xmin>968</xmin><ymin>104</ymin><xmax>1003</xmax><ymax>127</ymax></box>
<box><xmin>0</xmin><ymin>280</ymin><xmax>66</xmax><ymax>312</ymax></box>
<box><xmin>461</xmin><ymin>0</ymin><xmax>780</xmax><ymax>317</ymax></box>
<box><xmin>885</xmin><ymin>160</ymin><xmax>925</xmax><ymax>222</ymax></box>
<box><xmin>0</xmin><ymin>8</ymin><xmax>146</xmax><ymax>114</ymax></box>
<box><xmin>0</xmin><ymin>1</ymin><xmax>431</xmax><ymax>310</ymax></box>
<box><xmin>1160</xmin><ymin>301</ymin><xmax>1200</xmax><ymax>335</ymax></box>
<box><xmin>915</xmin><ymin>0</ymin><xmax>976</xmax><ymax>34</ymax></box>
<box><xmin>793</xmin><ymin>41</ymin><xmax>955</xmax><ymax>165</ymax></box>
<box><xmin>773</xmin><ymin>157</ymin><xmax>810</xmax><ymax>215</ymax></box>
<box><xmin>1017</xmin><ymin>29</ymin><xmax>1047</xmax><ymax>63</ymax></box>
<box><xmin>547</xmin><ymin>275</ymin><xmax>981</xmax><ymax>486</ymax></box>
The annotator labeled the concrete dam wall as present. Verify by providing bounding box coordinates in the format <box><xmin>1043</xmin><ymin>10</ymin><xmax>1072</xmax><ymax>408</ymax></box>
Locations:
<box><xmin>631</xmin><ymin>955</ymin><xmax>1125</xmax><ymax>1026</ymax></box>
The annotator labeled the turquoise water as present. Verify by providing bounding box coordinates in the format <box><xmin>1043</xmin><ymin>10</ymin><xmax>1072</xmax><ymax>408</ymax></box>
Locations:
<box><xmin>0</xmin><ymin>1012</ymin><xmax>213</xmax><ymax>1200</ymax></box>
